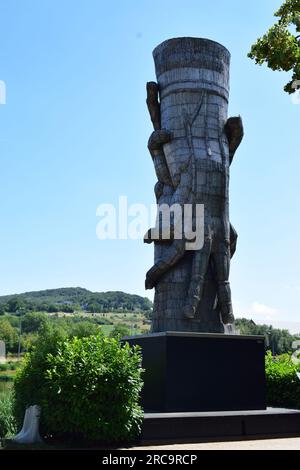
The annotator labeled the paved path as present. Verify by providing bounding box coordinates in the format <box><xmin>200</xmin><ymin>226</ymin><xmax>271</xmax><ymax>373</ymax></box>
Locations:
<box><xmin>126</xmin><ymin>437</ymin><xmax>300</xmax><ymax>450</ymax></box>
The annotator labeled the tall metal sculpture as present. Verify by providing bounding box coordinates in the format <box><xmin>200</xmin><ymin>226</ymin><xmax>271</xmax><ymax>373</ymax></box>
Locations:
<box><xmin>145</xmin><ymin>38</ymin><xmax>244</xmax><ymax>333</ymax></box>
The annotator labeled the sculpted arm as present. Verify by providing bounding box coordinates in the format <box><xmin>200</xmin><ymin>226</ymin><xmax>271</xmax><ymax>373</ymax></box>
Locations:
<box><xmin>225</xmin><ymin>116</ymin><xmax>244</xmax><ymax>165</ymax></box>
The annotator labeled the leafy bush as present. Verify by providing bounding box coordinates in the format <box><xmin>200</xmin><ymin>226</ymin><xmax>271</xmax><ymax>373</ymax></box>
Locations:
<box><xmin>13</xmin><ymin>324</ymin><xmax>68</xmax><ymax>427</ymax></box>
<box><xmin>4</xmin><ymin>360</ymin><xmax>21</xmax><ymax>370</ymax></box>
<box><xmin>0</xmin><ymin>391</ymin><xmax>16</xmax><ymax>438</ymax></box>
<box><xmin>109</xmin><ymin>324</ymin><xmax>131</xmax><ymax>339</ymax></box>
<box><xmin>8</xmin><ymin>362</ymin><xmax>21</xmax><ymax>371</ymax></box>
<box><xmin>69</xmin><ymin>320</ymin><xmax>101</xmax><ymax>339</ymax></box>
<box><xmin>0</xmin><ymin>362</ymin><xmax>21</xmax><ymax>372</ymax></box>
<box><xmin>0</xmin><ymin>318</ymin><xmax>19</xmax><ymax>352</ymax></box>
<box><xmin>266</xmin><ymin>352</ymin><xmax>300</xmax><ymax>408</ymax></box>
<box><xmin>14</xmin><ymin>328</ymin><xmax>143</xmax><ymax>443</ymax></box>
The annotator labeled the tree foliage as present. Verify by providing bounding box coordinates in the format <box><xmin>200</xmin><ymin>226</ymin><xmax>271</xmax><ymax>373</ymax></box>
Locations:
<box><xmin>248</xmin><ymin>0</ymin><xmax>300</xmax><ymax>93</ymax></box>
<box><xmin>0</xmin><ymin>318</ymin><xmax>19</xmax><ymax>350</ymax></box>
<box><xmin>0</xmin><ymin>288</ymin><xmax>152</xmax><ymax>314</ymax></box>
<box><xmin>235</xmin><ymin>318</ymin><xmax>299</xmax><ymax>355</ymax></box>
<box><xmin>109</xmin><ymin>324</ymin><xmax>131</xmax><ymax>339</ymax></box>
<box><xmin>21</xmin><ymin>312</ymin><xmax>49</xmax><ymax>334</ymax></box>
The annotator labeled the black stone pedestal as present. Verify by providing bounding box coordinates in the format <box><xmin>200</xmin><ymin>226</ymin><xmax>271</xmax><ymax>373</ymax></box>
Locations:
<box><xmin>142</xmin><ymin>408</ymin><xmax>300</xmax><ymax>443</ymax></box>
<box><xmin>125</xmin><ymin>332</ymin><xmax>266</xmax><ymax>413</ymax></box>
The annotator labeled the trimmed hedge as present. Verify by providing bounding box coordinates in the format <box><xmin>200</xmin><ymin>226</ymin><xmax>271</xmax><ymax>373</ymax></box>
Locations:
<box><xmin>266</xmin><ymin>352</ymin><xmax>300</xmax><ymax>409</ymax></box>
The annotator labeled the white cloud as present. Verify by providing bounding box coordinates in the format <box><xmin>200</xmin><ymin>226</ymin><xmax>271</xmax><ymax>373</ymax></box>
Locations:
<box><xmin>252</xmin><ymin>302</ymin><xmax>277</xmax><ymax>316</ymax></box>
<box><xmin>283</xmin><ymin>283</ymin><xmax>300</xmax><ymax>292</ymax></box>
<box><xmin>235</xmin><ymin>302</ymin><xmax>300</xmax><ymax>333</ymax></box>
<box><xmin>283</xmin><ymin>284</ymin><xmax>292</xmax><ymax>290</ymax></box>
<box><xmin>272</xmin><ymin>321</ymin><xmax>300</xmax><ymax>334</ymax></box>
<box><xmin>249</xmin><ymin>302</ymin><xmax>278</xmax><ymax>322</ymax></box>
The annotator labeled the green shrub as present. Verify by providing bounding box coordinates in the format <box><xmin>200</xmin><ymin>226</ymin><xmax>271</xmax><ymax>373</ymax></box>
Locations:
<box><xmin>0</xmin><ymin>391</ymin><xmax>16</xmax><ymax>438</ymax></box>
<box><xmin>266</xmin><ymin>352</ymin><xmax>300</xmax><ymax>408</ymax></box>
<box><xmin>14</xmin><ymin>329</ymin><xmax>143</xmax><ymax>443</ymax></box>
<box><xmin>0</xmin><ymin>362</ymin><xmax>20</xmax><ymax>372</ymax></box>
<box><xmin>109</xmin><ymin>324</ymin><xmax>131</xmax><ymax>339</ymax></box>
<box><xmin>69</xmin><ymin>320</ymin><xmax>101</xmax><ymax>339</ymax></box>
<box><xmin>13</xmin><ymin>323</ymin><xmax>68</xmax><ymax>427</ymax></box>
<box><xmin>7</xmin><ymin>362</ymin><xmax>21</xmax><ymax>371</ymax></box>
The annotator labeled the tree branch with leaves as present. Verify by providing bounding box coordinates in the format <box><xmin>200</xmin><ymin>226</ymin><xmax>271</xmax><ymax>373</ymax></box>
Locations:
<box><xmin>248</xmin><ymin>0</ymin><xmax>300</xmax><ymax>93</ymax></box>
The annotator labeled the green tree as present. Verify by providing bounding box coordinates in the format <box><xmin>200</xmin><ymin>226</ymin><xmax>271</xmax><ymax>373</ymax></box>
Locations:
<box><xmin>21</xmin><ymin>312</ymin><xmax>49</xmax><ymax>334</ymax></box>
<box><xmin>21</xmin><ymin>332</ymin><xmax>39</xmax><ymax>352</ymax></box>
<box><xmin>47</xmin><ymin>305</ymin><xmax>58</xmax><ymax>313</ymax></box>
<box><xmin>6</xmin><ymin>297</ymin><xmax>24</xmax><ymax>313</ymax></box>
<box><xmin>4</xmin><ymin>314</ymin><xmax>22</xmax><ymax>328</ymax></box>
<box><xmin>109</xmin><ymin>324</ymin><xmax>131</xmax><ymax>339</ymax></box>
<box><xmin>86</xmin><ymin>302</ymin><xmax>102</xmax><ymax>313</ymax></box>
<box><xmin>248</xmin><ymin>0</ymin><xmax>300</xmax><ymax>93</ymax></box>
<box><xmin>235</xmin><ymin>318</ymin><xmax>299</xmax><ymax>354</ymax></box>
<box><xmin>69</xmin><ymin>320</ymin><xmax>101</xmax><ymax>338</ymax></box>
<box><xmin>61</xmin><ymin>305</ymin><xmax>74</xmax><ymax>313</ymax></box>
<box><xmin>0</xmin><ymin>318</ymin><xmax>19</xmax><ymax>351</ymax></box>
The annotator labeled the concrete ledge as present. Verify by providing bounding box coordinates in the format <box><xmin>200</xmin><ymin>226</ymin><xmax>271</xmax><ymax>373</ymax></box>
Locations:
<box><xmin>142</xmin><ymin>408</ymin><xmax>300</xmax><ymax>444</ymax></box>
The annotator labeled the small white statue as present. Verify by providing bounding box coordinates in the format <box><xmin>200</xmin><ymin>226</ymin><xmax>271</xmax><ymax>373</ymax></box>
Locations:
<box><xmin>13</xmin><ymin>405</ymin><xmax>43</xmax><ymax>444</ymax></box>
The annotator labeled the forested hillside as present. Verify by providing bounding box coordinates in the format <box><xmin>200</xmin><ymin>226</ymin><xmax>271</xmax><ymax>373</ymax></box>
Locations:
<box><xmin>0</xmin><ymin>287</ymin><xmax>152</xmax><ymax>314</ymax></box>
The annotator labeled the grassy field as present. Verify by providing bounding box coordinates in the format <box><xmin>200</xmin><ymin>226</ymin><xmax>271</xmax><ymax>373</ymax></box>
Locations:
<box><xmin>48</xmin><ymin>310</ymin><xmax>151</xmax><ymax>333</ymax></box>
<box><xmin>104</xmin><ymin>312</ymin><xmax>151</xmax><ymax>335</ymax></box>
<box><xmin>53</xmin><ymin>311</ymin><xmax>152</xmax><ymax>335</ymax></box>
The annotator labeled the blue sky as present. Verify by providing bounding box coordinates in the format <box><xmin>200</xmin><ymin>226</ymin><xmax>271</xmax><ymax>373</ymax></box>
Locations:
<box><xmin>0</xmin><ymin>0</ymin><xmax>299</xmax><ymax>331</ymax></box>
